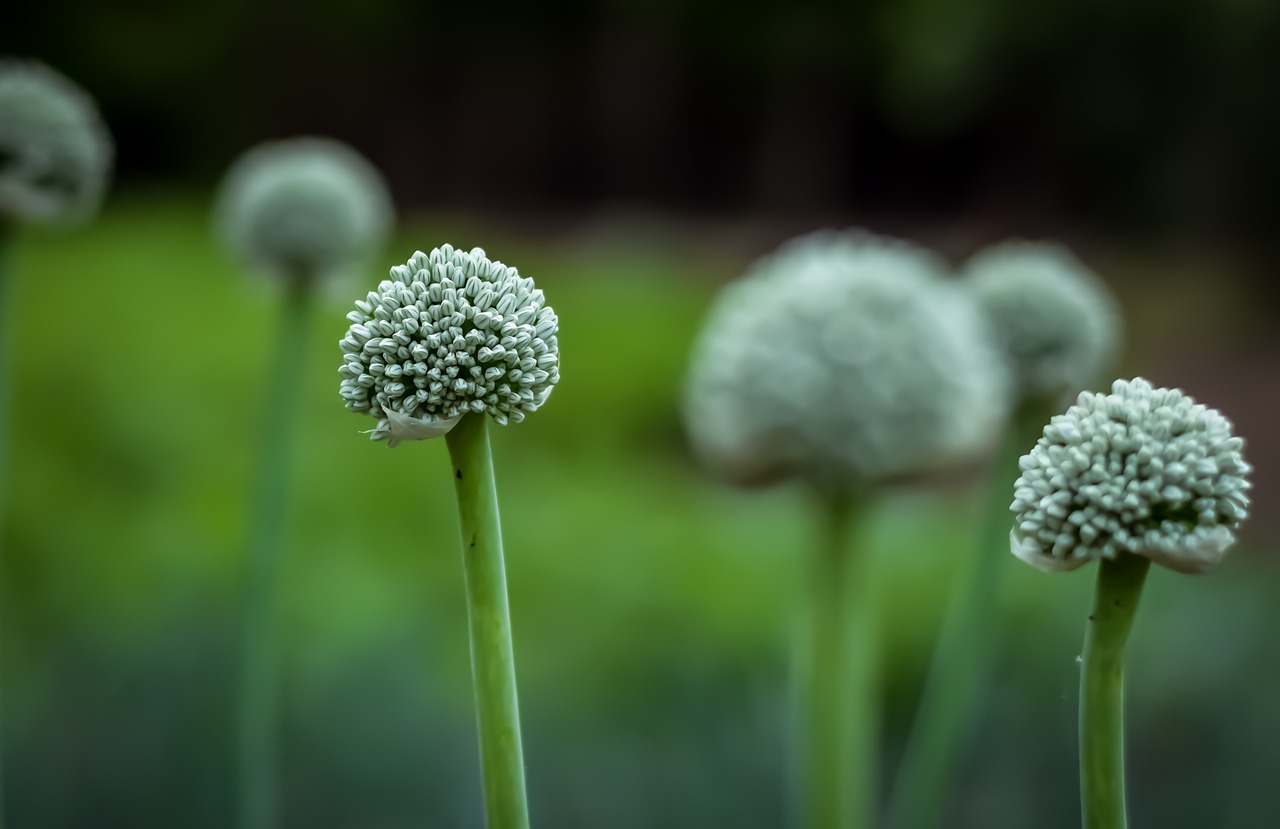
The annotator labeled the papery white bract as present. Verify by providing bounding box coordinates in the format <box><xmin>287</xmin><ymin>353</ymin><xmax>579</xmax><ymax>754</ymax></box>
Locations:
<box><xmin>360</xmin><ymin>407</ymin><xmax>463</xmax><ymax>447</ymax></box>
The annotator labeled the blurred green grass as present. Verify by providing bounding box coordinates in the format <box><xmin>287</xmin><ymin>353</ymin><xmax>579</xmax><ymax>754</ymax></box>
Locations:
<box><xmin>2</xmin><ymin>196</ymin><xmax>1278</xmax><ymax>827</ymax></box>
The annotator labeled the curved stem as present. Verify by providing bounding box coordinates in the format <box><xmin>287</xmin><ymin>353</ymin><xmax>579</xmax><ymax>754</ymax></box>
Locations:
<box><xmin>799</xmin><ymin>490</ymin><xmax>875</xmax><ymax>829</ymax></box>
<box><xmin>886</xmin><ymin>400</ymin><xmax>1051</xmax><ymax>829</ymax></box>
<box><xmin>1080</xmin><ymin>553</ymin><xmax>1149</xmax><ymax>829</ymax></box>
<box><xmin>236</xmin><ymin>279</ymin><xmax>311</xmax><ymax>829</ymax></box>
<box><xmin>445</xmin><ymin>414</ymin><xmax>530</xmax><ymax>829</ymax></box>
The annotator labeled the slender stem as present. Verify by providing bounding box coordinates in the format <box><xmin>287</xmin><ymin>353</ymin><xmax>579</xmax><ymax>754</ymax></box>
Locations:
<box><xmin>799</xmin><ymin>490</ymin><xmax>875</xmax><ymax>829</ymax></box>
<box><xmin>886</xmin><ymin>400</ymin><xmax>1051</xmax><ymax>829</ymax></box>
<box><xmin>1080</xmin><ymin>553</ymin><xmax>1150</xmax><ymax>829</ymax></box>
<box><xmin>236</xmin><ymin>278</ymin><xmax>311</xmax><ymax>829</ymax></box>
<box><xmin>445</xmin><ymin>413</ymin><xmax>530</xmax><ymax>829</ymax></box>
<box><xmin>0</xmin><ymin>222</ymin><xmax>12</xmax><ymax>829</ymax></box>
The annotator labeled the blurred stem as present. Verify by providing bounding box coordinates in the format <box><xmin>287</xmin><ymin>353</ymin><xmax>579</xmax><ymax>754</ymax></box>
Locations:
<box><xmin>799</xmin><ymin>489</ymin><xmax>876</xmax><ymax>829</ymax></box>
<box><xmin>886</xmin><ymin>399</ymin><xmax>1052</xmax><ymax>829</ymax></box>
<box><xmin>1080</xmin><ymin>553</ymin><xmax>1149</xmax><ymax>829</ymax></box>
<box><xmin>236</xmin><ymin>278</ymin><xmax>311</xmax><ymax>829</ymax></box>
<box><xmin>0</xmin><ymin>222</ymin><xmax>11</xmax><ymax>829</ymax></box>
<box><xmin>445</xmin><ymin>414</ymin><xmax>530</xmax><ymax>829</ymax></box>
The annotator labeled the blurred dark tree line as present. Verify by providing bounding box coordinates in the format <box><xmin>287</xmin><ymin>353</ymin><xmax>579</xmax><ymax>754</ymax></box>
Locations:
<box><xmin>9</xmin><ymin>0</ymin><xmax>1280</xmax><ymax>242</ymax></box>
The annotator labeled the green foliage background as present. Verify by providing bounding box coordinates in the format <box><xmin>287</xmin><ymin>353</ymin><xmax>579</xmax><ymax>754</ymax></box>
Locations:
<box><xmin>2</xmin><ymin>200</ymin><xmax>1276</xmax><ymax>827</ymax></box>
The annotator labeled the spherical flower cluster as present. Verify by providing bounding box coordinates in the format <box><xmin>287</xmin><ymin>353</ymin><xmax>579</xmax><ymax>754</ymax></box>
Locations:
<box><xmin>684</xmin><ymin>230</ymin><xmax>1007</xmax><ymax>488</ymax></box>
<box><xmin>339</xmin><ymin>245</ymin><xmax>559</xmax><ymax>445</ymax></box>
<box><xmin>965</xmin><ymin>241</ymin><xmax>1120</xmax><ymax>401</ymax></box>
<box><xmin>1011</xmin><ymin>378</ymin><xmax>1251</xmax><ymax>574</ymax></box>
<box><xmin>215</xmin><ymin>138</ymin><xmax>393</xmax><ymax>282</ymax></box>
<box><xmin>0</xmin><ymin>60</ymin><xmax>112</xmax><ymax>224</ymax></box>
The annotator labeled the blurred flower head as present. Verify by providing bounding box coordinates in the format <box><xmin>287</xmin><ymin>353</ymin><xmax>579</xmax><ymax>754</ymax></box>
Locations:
<box><xmin>684</xmin><ymin>230</ymin><xmax>1007</xmax><ymax>489</ymax></box>
<box><xmin>0</xmin><ymin>60</ymin><xmax>112</xmax><ymax>224</ymax></box>
<box><xmin>1011</xmin><ymin>378</ymin><xmax>1251</xmax><ymax>574</ymax></box>
<box><xmin>215</xmin><ymin>137</ymin><xmax>393</xmax><ymax>282</ymax></box>
<box><xmin>965</xmin><ymin>241</ymin><xmax>1120</xmax><ymax>402</ymax></box>
<box><xmin>339</xmin><ymin>245</ymin><xmax>560</xmax><ymax>445</ymax></box>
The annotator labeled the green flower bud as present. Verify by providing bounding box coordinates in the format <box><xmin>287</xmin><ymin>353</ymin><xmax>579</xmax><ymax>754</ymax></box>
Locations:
<box><xmin>215</xmin><ymin>137</ymin><xmax>393</xmax><ymax>282</ymax></box>
<box><xmin>0</xmin><ymin>60</ymin><xmax>112</xmax><ymax>224</ymax></box>
<box><xmin>339</xmin><ymin>245</ymin><xmax>560</xmax><ymax>445</ymax></box>
<box><xmin>1011</xmin><ymin>378</ymin><xmax>1251</xmax><ymax>574</ymax></box>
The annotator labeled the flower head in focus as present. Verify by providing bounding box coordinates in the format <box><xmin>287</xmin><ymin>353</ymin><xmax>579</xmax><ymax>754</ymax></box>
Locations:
<box><xmin>684</xmin><ymin>230</ymin><xmax>1007</xmax><ymax>489</ymax></box>
<box><xmin>965</xmin><ymin>241</ymin><xmax>1120</xmax><ymax>402</ymax></box>
<box><xmin>1011</xmin><ymin>378</ymin><xmax>1251</xmax><ymax>574</ymax></box>
<box><xmin>215</xmin><ymin>137</ymin><xmax>393</xmax><ymax>282</ymax></box>
<box><xmin>0</xmin><ymin>60</ymin><xmax>112</xmax><ymax>224</ymax></box>
<box><xmin>339</xmin><ymin>245</ymin><xmax>559</xmax><ymax>445</ymax></box>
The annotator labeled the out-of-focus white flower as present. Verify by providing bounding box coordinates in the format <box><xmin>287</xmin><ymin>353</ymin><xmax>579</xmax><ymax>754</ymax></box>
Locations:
<box><xmin>684</xmin><ymin>230</ymin><xmax>1007</xmax><ymax>488</ymax></box>
<box><xmin>965</xmin><ymin>241</ymin><xmax>1120</xmax><ymax>401</ymax></box>
<box><xmin>215</xmin><ymin>137</ymin><xmax>393</xmax><ymax>282</ymax></box>
<box><xmin>0</xmin><ymin>60</ymin><xmax>112</xmax><ymax>224</ymax></box>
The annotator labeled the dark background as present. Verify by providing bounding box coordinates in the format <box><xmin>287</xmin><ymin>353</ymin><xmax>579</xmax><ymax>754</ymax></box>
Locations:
<box><xmin>4</xmin><ymin>2</ymin><xmax>1279</xmax><ymax>827</ymax></box>
<box><xmin>13</xmin><ymin>0</ymin><xmax>1280</xmax><ymax>241</ymax></box>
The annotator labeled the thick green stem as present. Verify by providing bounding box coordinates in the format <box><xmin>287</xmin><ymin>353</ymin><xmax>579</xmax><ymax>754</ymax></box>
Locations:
<box><xmin>445</xmin><ymin>414</ymin><xmax>530</xmax><ymax>829</ymax></box>
<box><xmin>886</xmin><ymin>400</ymin><xmax>1051</xmax><ymax>829</ymax></box>
<box><xmin>0</xmin><ymin>223</ymin><xmax>11</xmax><ymax>829</ymax></box>
<box><xmin>799</xmin><ymin>491</ymin><xmax>875</xmax><ymax>829</ymax></box>
<box><xmin>236</xmin><ymin>279</ymin><xmax>311</xmax><ymax>829</ymax></box>
<box><xmin>1080</xmin><ymin>553</ymin><xmax>1150</xmax><ymax>829</ymax></box>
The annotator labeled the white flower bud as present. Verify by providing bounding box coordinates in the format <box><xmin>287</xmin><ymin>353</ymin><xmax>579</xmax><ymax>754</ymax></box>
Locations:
<box><xmin>1011</xmin><ymin>378</ymin><xmax>1251</xmax><ymax>573</ymax></box>
<box><xmin>684</xmin><ymin>230</ymin><xmax>1007</xmax><ymax>488</ymax></box>
<box><xmin>215</xmin><ymin>137</ymin><xmax>393</xmax><ymax>282</ymax></box>
<box><xmin>341</xmin><ymin>246</ymin><xmax>560</xmax><ymax>445</ymax></box>
<box><xmin>0</xmin><ymin>60</ymin><xmax>112</xmax><ymax>224</ymax></box>
<box><xmin>965</xmin><ymin>241</ymin><xmax>1120</xmax><ymax>401</ymax></box>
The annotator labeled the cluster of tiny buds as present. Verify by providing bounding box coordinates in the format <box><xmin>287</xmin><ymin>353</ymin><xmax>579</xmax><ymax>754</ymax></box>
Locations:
<box><xmin>340</xmin><ymin>245</ymin><xmax>559</xmax><ymax>445</ymax></box>
<box><xmin>1011</xmin><ymin>378</ymin><xmax>1251</xmax><ymax>574</ymax></box>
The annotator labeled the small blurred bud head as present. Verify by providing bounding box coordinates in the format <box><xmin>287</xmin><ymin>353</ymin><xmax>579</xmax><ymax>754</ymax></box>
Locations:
<box><xmin>684</xmin><ymin>230</ymin><xmax>1008</xmax><ymax>490</ymax></box>
<box><xmin>965</xmin><ymin>241</ymin><xmax>1121</xmax><ymax>403</ymax></box>
<box><xmin>215</xmin><ymin>137</ymin><xmax>393</xmax><ymax>283</ymax></box>
<box><xmin>0</xmin><ymin>60</ymin><xmax>112</xmax><ymax>224</ymax></box>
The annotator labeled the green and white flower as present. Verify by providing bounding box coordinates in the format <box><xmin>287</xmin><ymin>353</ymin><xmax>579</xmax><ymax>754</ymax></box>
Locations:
<box><xmin>966</xmin><ymin>241</ymin><xmax>1120</xmax><ymax>401</ymax></box>
<box><xmin>339</xmin><ymin>245</ymin><xmax>560</xmax><ymax>445</ymax></box>
<box><xmin>685</xmin><ymin>230</ymin><xmax>1007</xmax><ymax>488</ymax></box>
<box><xmin>216</xmin><ymin>137</ymin><xmax>392</xmax><ymax>282</ymax></box>
<box><xmin>0</xmin><ymin>60</ymin><xmax>112</xmax><ymax>224</ymax></box>
<box><xmin>1011</xmin><ymin>377</ymin><xmax>1251</xmax><ymax>574</ymax></box>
